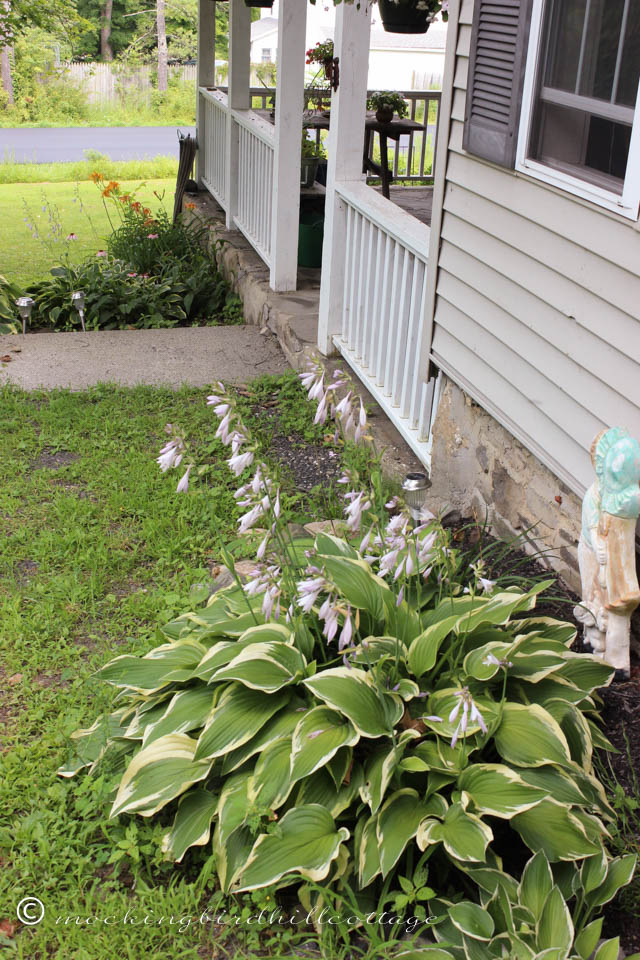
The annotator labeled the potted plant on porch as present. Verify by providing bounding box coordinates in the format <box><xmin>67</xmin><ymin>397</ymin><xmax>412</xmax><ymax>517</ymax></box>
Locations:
<box><xmin>376</xmin><ymin>0</ymin><xmax>448</xmax><ymax>35</ymax></box>
<box><xmin>367</xmin><ymin>90</ymin><xmax>408</xmax><ymax>123</ymax></box>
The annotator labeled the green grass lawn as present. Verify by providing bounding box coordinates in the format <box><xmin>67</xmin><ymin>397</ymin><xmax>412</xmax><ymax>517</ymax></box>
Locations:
<box><xmin>0</xmin><ymin>376</ymin><xmax>348</xmax><ymax>960</ymax></box>
<box><xmin>1</xmin><ymin>178</ymin><xmax>175</xmax><ymax>289</ymax></box>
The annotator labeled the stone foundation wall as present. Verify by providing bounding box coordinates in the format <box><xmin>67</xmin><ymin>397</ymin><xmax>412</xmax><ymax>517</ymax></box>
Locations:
<box><xmin>428</xmin><ymin>377</ymin><xmax>583</xmax><ymax>593</ymax></box>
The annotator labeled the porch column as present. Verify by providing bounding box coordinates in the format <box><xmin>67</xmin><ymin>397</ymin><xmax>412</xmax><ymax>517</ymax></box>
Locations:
<box><xmin>317</xmin><ymin>0</ymin><xmax>372</xmax><ymax>354</ymax></box>
<box><xmin>269</xmin><ymin>0</ymin><xmax>307</xmax><ymax>292</ymax></box>
<box><xmin>225</xmin><ymin>0</ymin><xmax>251</xmax><ymax>230</ymax></box>
<box><xmin>196</xmin><ymin>0</ymin><xmax>216</xmax><ymax>187</ymax></box>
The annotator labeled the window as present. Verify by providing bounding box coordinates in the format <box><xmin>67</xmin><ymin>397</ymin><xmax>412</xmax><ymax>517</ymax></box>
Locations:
<box><xmin>517</xmin><ymin>0</ymin><xmax>640</xmax><ymax>217</ymax></box>
<box><xmin>261</xmin><ymin>48</ymin><xmax>272</xmax><ymax>63</ymax></box>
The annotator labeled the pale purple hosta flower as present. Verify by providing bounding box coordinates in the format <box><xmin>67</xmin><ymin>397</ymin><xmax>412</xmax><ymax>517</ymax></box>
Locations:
<box><xmin>379</xmin><ymin>547</ymin><xmax>401</xmax><ymax>579</ymax></box>
<box><xmin>238</xmin><ymin>502</ymin><xmax>266</xmax><ymax>535</ymax></box>
<box><xmin>386</xmin><ymin>496</ymin><xmax>399</xmax><ymax>509</ymax></box>
<box><xmin>256</xmin><ymin>532</ymin><xmax>270</xmax><ymax>561</ymax></box>
<box><xmin>318</xmin><ymin>594</ymin><xmax>340</xmax><ymax>642</ymax></box>
<box><xmin>230</xmin><ymin>430</ymin><xmax>249</xmax><ymax>455</ymax></box>
<box><xmin>396</xmin><ymin>586</ymin><xmax>404</xmax><ymax>607</ymax></box>
<box><xmin>215</xmin><ymin>412</ymin><xmax>233</xmax><ymax>445</ymax></box>
<box><xmin>338</xmin><ymin>606</ymin><xmax>353</xmax><ymax>650</ymax></box>
<box><xmin>213</xmin><ymin>403</ymin><xmax>230</xmax><ymax>418</ymax></box>
<box><xmin>245</xmin><ymin>571</ymin><xmax>269</xmax><ymax>597</ymax></box>
<box><xmin>157</xmin><ymin>438</ymin><xmax>184</xmax><ymax>472</ymax></box>
<box><xmin>483</xmin><ymin>653</ymin><xmax>513</xmax><ymax>669</ymax></box>
<box><xmin>478</xmin><ymin>577</ymin><xmax>496</xmax><ymax>593</ymax></box>
<box><xmin>176</xmin><ymin>464</ymin><xmax>192</xmax><ymax>493</ymax></box>
<box><xmin>263</xmin><ymin>583</ymin><xmax>281</xmax><ymax>620</ymax></box>
<box><xmin>273</xmin><ymin>490</ymin><xmax>281</xmax><ymax>519</ymax></box>
<box><xmin>354</xmin><ymin>400</ymin><xmax>368</xmax><ymax>443</ymax></box>
<box><xmin>335</xmin><ymin>390</ymin><xmax>352</xmax><ymax>423</ymax></box>
<box><xmin>360</xmin><ymin>526</ymin><xmax>374</xmax><ymax>554</ymax></box>
<box><xmin>227</xmin><ymin>449</ymin><xmax>254</xmax><ymax>477</ymax></box>
<box><xmin>314</xmin><ymin>391</ymin><xmax>329</xmax><ymax>425</ymax></box>
<box><xmin>449</xmin><ymin>687</ymin><xmax>488</xmax><ymax>747</ymax></box>
<box><xmin>344</xmin><ymin>490</ymin><xmax>371</xmax><ymax>533</ymax></box>
<box><xmin>307</xmin><ymin>730</ymin><xmax>324</xmax><ymax>740</ymax></box>
<box><xmin>296</xmin><ymin>576</ymin><xmax>328</xmax><ymax>614</ymax></box>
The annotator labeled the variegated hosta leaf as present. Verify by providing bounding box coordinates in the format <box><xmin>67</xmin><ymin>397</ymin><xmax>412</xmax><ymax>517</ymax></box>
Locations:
<box><xmin>426</xmin><ymin>688</ymin><xmax>499</xmax><ymax>742</ymax></box>
<box><xmin>536</xmin><ymin>885</ymin><xmax>573</xmax><ymax>959</ymax></box>
<box><xmin>417</xmin><ymin>802</ymin><xmax>493</xmax><ymax>862</ymax></box>
<box><xmin>553</xmin><ymin>654</ymin><xmax>614</xmax><ymax>694</ymax></box>
<box><xmin>542</xmin><ymin>698</ymin><xmax>593</xmax><ymax>768</ymax></box>
<box><xmin>192</xmin><ymin>639</ymin><xmax>256</xmax><ymax>682</ymax></box>
<box><xmin>194</xmin><ymin>685</ymin><xmax>289</xmax><ymax>762</ymax></box>
<box><xmin>296</xmin><ymin>764</ymin><xmax>364</xmax><ymax>819</ymax></box>
<box><xmin>584</xmin><ymin>854</ymin><xmax>636</xmax><ymax>909</ymax></box>
<box><xmin>303</xmin><ymin>667</ymin><xmax>403</xmax><ymax>738</ymax></box>
<box><xmin>512</xmin><ymin>798</ymin><xmax>602</xmax><ymax>861</ymax></box>
<box><xmin>463</xmin><ymin>641</ymin><xmax>515</xmax><ymax>681</ymax></box>
<box><xmin>448</xmin><ymin>901</ymin><xmax>495</xmax><ymax>942</ymax></box>
<box><xmin>414</xmin><ymin>738</ymin><xmax>466</xmax><ymax>775</ymax></box>
<box><xmin>161</xmin><ymin>788</ymin><xmax>218</xmax><ymax>863</ymax></box>
<box><xmin>519</xmin><ymin>850</ymin><xmax>554</xmax><ymax>922</ymax></box>
<box><xmin>455</xmin><ymin>582</ymin><xmax>551</xmax><ymax>634</ymax></box>
<box><xmin>209</xmin><ymin>640</ymin><xmax>306</xmax><ymax>692</ymax></box>
<box><xmin>458</xmin><ymin>764</ymin><xmax>546</xmax><ymax>819</ymax></box>
<box><xmin>291</xmin><ymin>706</ymin><xmax>359</xmax><ymax>782</ymax></box>
<box><xmin>408</xmin><ymin>614</ymin><xmax>461</xmax><ymax>677</ymax></box>
<box><xmin>249</xmin><ymin>737</ymin><xmax>295</xmax><ymax>810</ymax></box>
<box><xmin>57</xmin><ymin>710</ymin><xmax>129</xmax><ymax>777</ymax></box>
<box><xmin>574</xmin><ymin>918</ymin><xmax>604</xmax><ymax>959</ymax></box>
<box><xmin>124</xmin><ymin>697</ymin><xmax>173</xmax><ymax>740</ymax></box>
<box><xmin>519</xmin><ymin>764</ymin><xmax>609</xmax><ymax>815</ymax></box>
<box><xmin>376</xmin><ymin>789</ymin><xmax>431</xmax><ymax>877</ymax></box>
<box><xmin>234</xmin><ymin>804</ymin><xmax>350</xmax><ymax>891</ymax></box>
<box><xmin>494</xmin><ymin>703</ymin><xmax>572</xmax><ymax>768</ymax></box>
<box><xmin>217</xmin><ymin>771</ymin><xmax>252</xmax><ymax>844</ymax></box>
<box><xmin>320</xmin><ymin>554</ymin><xmax>390</xmax><ymax>619</ymax></box>
<box><xmin>361</xmin><ymin>743</ymin><xmax>403</xmax><ymax>814</ymax></box>
<box><xmin>221</xmin><ymin>705</ymin><xmax>304</xmax><ymax>774</ymax></box>
<box><xmin>215</xmin><ymin>823</ymin><xmax>253</xmax><ymax>893</ymax></box>
<box><xmin>98</xmin><ymin>642</ymin><xmax>206</xmax><ymax>692</ymax></box>
<box><xmin>513</xmin><ymin>617</ymin><xmax>577</xmax><ymax>646</ymax></box>
<box><xmin>111</xmin><ymin>733</ymin><xmax>212</xmax><ymax>818</ymax></box>
<box><xmin>358</xmin><ymin>813</ymin><xmax>381</xmax><ymax>887</ymax></box>
<box><xmin>143</xmin><ymin>686</ymin><xmax>216</xmax><ymax>746</ymax></box>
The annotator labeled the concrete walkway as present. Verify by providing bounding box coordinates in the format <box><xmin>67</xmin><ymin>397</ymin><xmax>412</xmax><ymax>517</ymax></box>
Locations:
<box><xmin>0</xmin><ymin>326</ymin><xmax>287</xmax><ymax>390</ymax></box>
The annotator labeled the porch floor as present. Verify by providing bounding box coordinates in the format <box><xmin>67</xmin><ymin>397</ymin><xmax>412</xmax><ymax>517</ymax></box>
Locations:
<box><xmin>373</xmin><ymin>184</ymin><xmax>434</xmax><ymax>227</ymax></box>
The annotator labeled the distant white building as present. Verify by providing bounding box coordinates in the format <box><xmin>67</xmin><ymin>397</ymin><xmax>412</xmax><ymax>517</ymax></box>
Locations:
<box><xmin>249</xmin><ymin>2</ymin><xmax>446</xmax><ymax>90</ymax></box>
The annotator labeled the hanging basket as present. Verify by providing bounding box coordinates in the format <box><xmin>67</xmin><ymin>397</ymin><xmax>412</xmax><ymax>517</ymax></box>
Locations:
<box><xmin>244</xmin><ymin>0</ymin><xmax>273</xmax><ymax>7</ymax></box>
<box><xmin>377</xmin><ymin>0</ymin><xmax>431</xmax><ymax>34</ymax></box>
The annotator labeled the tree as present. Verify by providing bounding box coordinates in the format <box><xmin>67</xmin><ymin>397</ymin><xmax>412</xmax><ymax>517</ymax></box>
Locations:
<box><xmin>0</xmin><ymin>1</ymin><xmax>13</xmax><ymax>106</ymax></box>
<box><xmin>100</xmin><ymin>0</ymin><xmax>113</xmax><ymax>60</ymax></box>
<box><xmin>156</xmin><ymin>0</ymin><xmax>167</xmax><ymax>90</ymax></box>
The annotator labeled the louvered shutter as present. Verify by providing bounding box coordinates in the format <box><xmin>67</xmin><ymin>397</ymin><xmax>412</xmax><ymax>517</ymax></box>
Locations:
<box><xmin>462</xmin><ymin>0</ymin><xmax>534</xmax><ymax>168</ymax></box>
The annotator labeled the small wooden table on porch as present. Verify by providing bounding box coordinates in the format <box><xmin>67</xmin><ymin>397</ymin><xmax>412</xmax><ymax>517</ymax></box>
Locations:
<box><xmin>259</xmin><ymin>110</ymin><xmax>426</xmax><ymax>200</ymax></box>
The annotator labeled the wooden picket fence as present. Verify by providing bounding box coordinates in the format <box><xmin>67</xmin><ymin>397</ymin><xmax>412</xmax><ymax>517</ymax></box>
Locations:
<box><xmin>62</xmin><ymin>62</ymin><xmax>219</xmax><ymax>106</ymax></box>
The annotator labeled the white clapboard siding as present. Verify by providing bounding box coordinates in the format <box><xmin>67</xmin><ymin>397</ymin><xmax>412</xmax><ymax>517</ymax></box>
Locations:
<box><xmin>429</xmin><ymin>0</ymin><xmax>640</xmax><ymax>496</ymax></box>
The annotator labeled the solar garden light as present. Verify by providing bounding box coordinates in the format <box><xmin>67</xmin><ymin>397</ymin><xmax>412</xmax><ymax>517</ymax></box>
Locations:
<box><xmin>402</xmin><ymin>471</ymin><xmax>431</xmax><ymax>524</ymax></box>
<box><xmin>71</xmin><ymin>291</ymin><xmax>86</xmax><ymax>332</ymax></box>
<box><xmin>15</xmin><ymin>297</ymin><xmax>35</xmax><ymax>335</ymax></box>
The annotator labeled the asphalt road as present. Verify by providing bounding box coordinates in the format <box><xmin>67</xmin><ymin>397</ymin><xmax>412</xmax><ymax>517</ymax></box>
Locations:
<box><xmin>0</xmin><ymin>126</ymin><xmax>196</xmax><ymax>163</ymax></box>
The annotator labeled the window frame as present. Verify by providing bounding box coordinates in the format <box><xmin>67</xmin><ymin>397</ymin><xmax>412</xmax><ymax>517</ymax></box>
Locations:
<box><xmin>515</xmin><ymin>0</ymin><xmax>640</xmax><ymax>220</ymax></box>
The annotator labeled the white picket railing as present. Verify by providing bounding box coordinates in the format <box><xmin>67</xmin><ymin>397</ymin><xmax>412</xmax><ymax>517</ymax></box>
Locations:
<box><xmin>332</xmin><ymin>181</ymin><xmax>439</xmax><ymax>462</ymax></box>
<box><xmin>200</xmin><ymin>89</ymin><xmax>228</xmax><ymax>209</ymax></box>
<box><xmin>233</xmin><ymin>110</ymin><xmax>275</xmax><ymax>265</ymax></box>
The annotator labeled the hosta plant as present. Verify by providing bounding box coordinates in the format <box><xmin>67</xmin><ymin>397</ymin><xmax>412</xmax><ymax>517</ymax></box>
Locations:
<box><xmin>60</xmin><ymin>363</ymin><xmax>636</xmax><ymax>953</ymax></box>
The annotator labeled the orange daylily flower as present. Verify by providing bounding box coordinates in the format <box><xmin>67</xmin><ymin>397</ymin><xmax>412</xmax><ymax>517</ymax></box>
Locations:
<box><xmin>90</xmin><ymin>171</ymin><xmax>104</xmax><ymax>182</ymax></box>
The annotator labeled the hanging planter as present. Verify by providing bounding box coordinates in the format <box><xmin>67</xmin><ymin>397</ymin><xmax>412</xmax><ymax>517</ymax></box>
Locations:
<box><xmin>244</xmin><ymin>0</ymin><xmax>273</xmax><ymax>7</ymax></box>
<box><xmin>377</xmin><ymin>0</ymin><xmax>436</xmax><ymax>34</ymax></box>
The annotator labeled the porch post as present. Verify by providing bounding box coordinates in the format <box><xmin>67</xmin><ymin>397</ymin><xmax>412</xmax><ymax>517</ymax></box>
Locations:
<box><xmin>196</xmin><ymin>0</ymin><xmax>216</xmax><ymax>187</ymax></box>
<box><xmin>269</xmin><ymin>0</ymin><xmax>307</xmax><ymax>292</ymax></box>
<box><xmin>317</xmin><ymin>0</ymin><xmax>372</xmax><ymax>354</ymax></box>
<box><xmin>225</xmin><ymin>0</ymin><xmax>251</xmax><ymax>230</ymax></box>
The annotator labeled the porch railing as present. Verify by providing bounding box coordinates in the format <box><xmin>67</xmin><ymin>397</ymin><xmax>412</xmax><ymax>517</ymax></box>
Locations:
<box><xmin>214</xmin><ymin>87</ymin><xmax>441</xmax><ymax>183</ymax></box>
<box><xmin>331</xmin><ymin>181</ymin><xmax>439</xmax><ymax>461</ymax></box>
<box><xmin>201</xmin><ymin>89</ymin><xmax>228</xmax><ymax>208</ymax></box>
<box><xmin>234</xmin><ymin>110</ymin><xmax>275</xmax><ymax>264</ymax></box>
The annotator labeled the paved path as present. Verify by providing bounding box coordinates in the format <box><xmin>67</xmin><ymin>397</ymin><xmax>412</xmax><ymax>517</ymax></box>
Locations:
<box><xmin>0</xmin><ymin>327</ymin><xmax>288</xmax><ymax>390</ymax></box>
<box><xmin>1</xmin><ymin>126</ymin><xmax>196</xmax><ymax>164</ymax></box>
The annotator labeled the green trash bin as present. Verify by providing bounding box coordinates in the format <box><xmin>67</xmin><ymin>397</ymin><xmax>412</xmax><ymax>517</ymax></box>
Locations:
<box><xmin>298</xmin><ymin>211</ymin><xmax>325</xmax><ymax>268</ymax></box>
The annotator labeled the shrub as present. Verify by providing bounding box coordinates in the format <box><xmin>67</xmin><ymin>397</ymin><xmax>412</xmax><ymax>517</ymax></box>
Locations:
<box><xmin>25</xmin><ymin>176</ymin><xmax>242</xmax><ymax>330</ymax></box>
<box><xmin>0</xmin><ymin>274</ymin><xmax>20</xmax><ymax>334</ymax></box>
<box><xmin>61</xmin><ymin>365</ymin><xmax>636</xmax><ymax>956</ymax></box>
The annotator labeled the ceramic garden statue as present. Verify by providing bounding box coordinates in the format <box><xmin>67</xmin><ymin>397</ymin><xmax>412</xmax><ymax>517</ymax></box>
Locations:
<box><xmin>574</xmin><ymin>427</ymin><xmax>640</xmax><ymax>680</ymax></box>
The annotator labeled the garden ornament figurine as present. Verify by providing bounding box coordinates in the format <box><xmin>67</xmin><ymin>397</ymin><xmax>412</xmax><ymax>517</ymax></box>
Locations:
<box><xmin>574</xmin><ymin>427</ymin><xmax>640</xmax><ymax>680</ymax></box>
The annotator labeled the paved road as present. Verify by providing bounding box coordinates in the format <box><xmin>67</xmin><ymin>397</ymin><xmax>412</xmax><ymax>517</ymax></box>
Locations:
<box><xmin>0</xmin><ymin>126</ymin><xmax>196</xmax><ymax>164</ymax></box>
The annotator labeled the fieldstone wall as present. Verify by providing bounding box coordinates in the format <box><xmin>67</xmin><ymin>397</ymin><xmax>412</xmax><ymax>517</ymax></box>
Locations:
<box><xmin>428</xmin><ymin>377</ymin><xmax>583</xmax><ymax>593</ymax></box>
